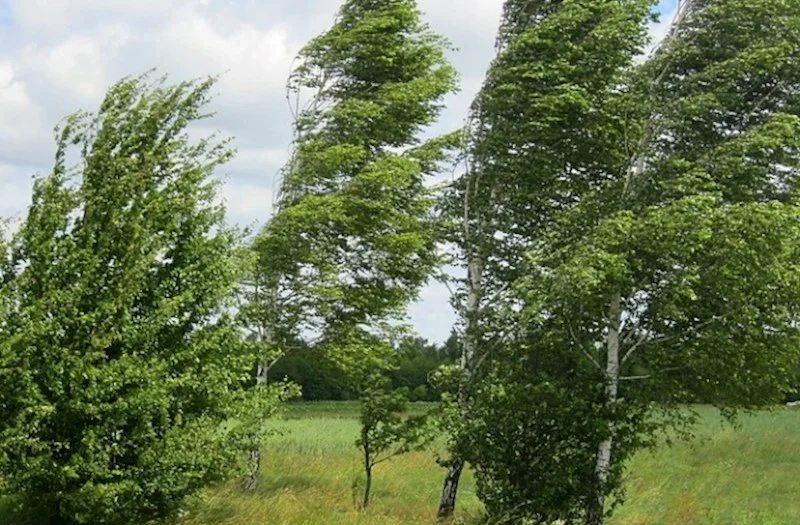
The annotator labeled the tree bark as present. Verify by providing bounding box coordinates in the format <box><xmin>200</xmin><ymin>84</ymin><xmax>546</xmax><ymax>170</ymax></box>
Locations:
<box><xmin>362</xmin><ymin>431</ymin><xmax>373</xmax><ymax>509</ymax></box>
<box><xmin>363</xmin><ymin>464</ymin><xmax>373</xmax><ymax>509</ymax></box>
<box><xmin>437</xmin><ymin>248</ymin><xmax>483</xmax><ymax>519</ymax></box>
<box><xmin>245</xmin><ymin>361</ymin><xmax>268</xmax><ymax>491</ymax></box>
<box><xmin>437</xmin><ymin>457</ymin><xmax>465</xmax><ymax>520</ymax></box>
<box><xmin>244</xmin><ymin>447</ymin><xmax>261</xmax><ymax>491</ymax></box>
<box><xmin>587</xmin><ymin>292</ymin><xmax>621</xmax><ymax>525</ymax></box>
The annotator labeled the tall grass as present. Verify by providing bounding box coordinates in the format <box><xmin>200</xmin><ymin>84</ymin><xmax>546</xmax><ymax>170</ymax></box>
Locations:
<box><xmin>3</xmin><ymin>404</ymin><xmax>799</xmax><ymax>524</ymax></box>
<box><xmin>614</xmin><ymin>406</ymin><xmax>800</xmax><ymax>525</ymax></box>
<box><xmin>184</xmin><ymin>405</ymin><xmax>482</xmax><ymax>525</ymax></box>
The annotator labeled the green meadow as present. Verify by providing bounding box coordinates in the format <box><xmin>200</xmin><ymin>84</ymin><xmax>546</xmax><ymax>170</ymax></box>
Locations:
<box><xmin>193</xmin><ymin>403</ymin><xmax>800</xmax><ymax>525</ymax></box>
<box><xmin>3</xmin><ymin>403</ymin><xmax>798</xmax><ymax>525</ymax></box>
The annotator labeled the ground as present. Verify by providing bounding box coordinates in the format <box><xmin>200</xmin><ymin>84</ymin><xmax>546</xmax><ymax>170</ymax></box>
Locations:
<box><xmin>185</xmin><ymin>403</ymin><xmax>800</xmax><ymax>525</ymax></box>
<box><xmin>2</xmin><ymin>403</ymin><xmax>799</xmax><ymax>524</ymax></box>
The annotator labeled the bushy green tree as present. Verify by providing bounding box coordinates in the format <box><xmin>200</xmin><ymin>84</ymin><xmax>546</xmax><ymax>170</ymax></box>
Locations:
<box><xmin>255</xmin><ymin>0</ymin><xmax>458</xmax><ymax>353</ymax></box>
<box><xmin>437</xmin><ymin>0</ymin><xmax>655</xmax><ymax>518</ymax></box>
<box><xmin>580</xmin><ymin>1</ymin><xmax>800</xmax><ymax>520</ymax></box>
<box><xmin>0</xmin><ymin>75</ymin><xmax>264</xmax><ymax>525</ymax></box>
<box><xmin>266</xmin><ymin>335</ymin><xmax>452</xmax><ymax>401</ymax></box>
<box><xmin>355</xmin><ymin>371</ymin><xmax>431</xmax><ymax>509</ymax></box>
<box><xmin>252</xmin><ymin>0</ymin><xmax>458</xmax><ymax>501</ymax></box>
<box><xmin>269</xmin><ymin>340</ymin><xmax>356</xmax><ymax>401</ymax></box>
<box><xmin>472</xmin><ymin>1</ymin><xmax>800</xmax><ymax>523</ymax></box>
<box><xmin>388</xmin><ymin>336</ymin><xmax>452</xmax><ymax>401</ymax></box>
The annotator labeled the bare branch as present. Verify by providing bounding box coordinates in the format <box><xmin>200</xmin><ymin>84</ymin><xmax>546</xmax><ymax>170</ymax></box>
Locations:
<box><xmin>621</xmin><ymin>331</ymin><xmax>651</xmax><ymax>365</ymax></box>
<box><xmin>622</xmin><ymin>0</ymin><xmax>704</xmax><ymax>200</ymax></box>
<box><xmin>479</xmin><ymin>282</ymin><xmax>510</xmax><ymax>311</ymax></box>
<box><xmin>581</xmin><ymin>348</ymin><xmax>604</xmax><ymax>372</ymax></box>
<box><xmin>567</xmin><ymin>319</ymin><xmax>604</xmax><ymax>372</ymax></box>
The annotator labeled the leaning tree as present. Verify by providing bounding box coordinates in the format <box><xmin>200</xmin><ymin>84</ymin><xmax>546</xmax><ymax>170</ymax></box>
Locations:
<box><xmin>464</xmin><ymin>0</ymin><xmax>800</xmax><ymax>523</ymax></box>
<box><xmin>250</xmin><ymin>0</ymin><xmax>458</xmax><ymax>498</ymax></box>
<box><xmin>0</xmin><ymin>75</ymin><xmax>267</xmax><ymax>524</ymax></box>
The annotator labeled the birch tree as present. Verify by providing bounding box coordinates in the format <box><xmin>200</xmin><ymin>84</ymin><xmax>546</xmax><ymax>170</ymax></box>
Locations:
<box><xmin>257</xmin><ymin>0</ymin><xmax>457</xmax><ymax>360</ymax></box>
<box><xmin>436</xmin><ymin>0</ymin><xmax>655</xmax><ymax>518</ymax></box>
<box><xmin>251</xmin><ymin>0</ymin><xmax>458</xmax><ymax>498</ymax></box>
<box><xmin>479</xmin><ymin>1</ymin><xmax>800</xmax><ymax>523</ymax></box>
<box><xmin>580</xmin><ymin>1</ymin><xmax>800</xmax><ymax>521</ymax></box>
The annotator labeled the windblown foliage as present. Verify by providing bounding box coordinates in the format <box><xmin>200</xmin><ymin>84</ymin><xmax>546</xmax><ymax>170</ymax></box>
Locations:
<box><xmin>0</xmin><ymin>75</ymin><xmax>263</xmax><ymax>525</ymax></box>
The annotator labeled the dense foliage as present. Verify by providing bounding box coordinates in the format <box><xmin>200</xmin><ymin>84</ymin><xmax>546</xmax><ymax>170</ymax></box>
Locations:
<box><xmin>271</xmin><ymin>334</ymin><xmax>457</xmax><ymax>401</ymax></box>
<box><xmin>3</xmin><ymin>1</ymin><xmax>800</xmax><ymax>524</ymax></box>
<box><xmin>249</xmin><ymin>0</ymin><xmax>458</xmax><ymax>506</ymax></box>
<box><xmin>252</xmin><ymin>0</ymin><xmax>457</xmax><ymax>361</ymax></box>
<box><xmin>0</xmin><ymin>76</ymin><xmax>266</xmax><ymax>524</ymax></box>
<box><xmin>437</xmin><ymin>0</ymin><xmax>656</xmax><ymax>520</ymax></box>
<box><xmin>453</xmin><ymin>0</ymin><xmax>800</xmax><ymax>523</ymax></box>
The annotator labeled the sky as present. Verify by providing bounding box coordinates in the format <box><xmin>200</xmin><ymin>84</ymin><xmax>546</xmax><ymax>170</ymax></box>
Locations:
<box><xmin>0</xmin><ymin>0</ymin><xmax>678</xmax><ymax>343</ymax></box>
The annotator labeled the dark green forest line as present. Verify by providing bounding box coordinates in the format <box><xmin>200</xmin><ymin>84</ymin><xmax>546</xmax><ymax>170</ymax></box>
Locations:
<box><xmin>271</xmin><ymin>334</ymin><xmax>460</xmax><ymax>402</ymax></box>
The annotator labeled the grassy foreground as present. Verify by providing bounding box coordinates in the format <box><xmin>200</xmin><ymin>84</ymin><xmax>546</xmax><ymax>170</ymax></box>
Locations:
<box><xmin>185</xmin><ymin>403</ymin><xmax>800</xmax><ymax>525</ymax></box>
<box><xmin>3</xmin><ymin>403</ymin><xmax>799</xmax><ymax>524</ymax></box>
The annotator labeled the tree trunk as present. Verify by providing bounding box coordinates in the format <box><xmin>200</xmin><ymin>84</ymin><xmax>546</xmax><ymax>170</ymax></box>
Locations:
<box><xmin>245</xmin><ymin>361</ymin><xmax>268</xmax><ymax>491</ymax></box>
<box><xmin>437</xmin><ymin>249</ymin><xmax>483</xmax><ymax>519</ymax></box>
<box><xmin>362</xmin><ymin>430</ymin><xmax>373</xmax><ymax>509</ymax></box>
<box><xmin>587</xmin><ymin>292</ymin><xmax>621</xmax><ymax>525</ymax></box>
<box><xmin>363</xmin><ymin>464</ymin><xmax>373</xmax><ymax>509</ymax></box>
<box><xmin>244</xmin><ymin>447</ymin><xmax>261</xmax><ymax>491</ymax></box>
<box><xmin>437</xmin><ymin>457</ymin><xmax>465</xmax><ymax>520</ymax></box>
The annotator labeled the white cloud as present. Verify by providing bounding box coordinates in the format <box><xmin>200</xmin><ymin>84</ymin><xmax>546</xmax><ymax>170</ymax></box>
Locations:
<box><xmin>219</xmin><ymin>181</ymin><xmax>275</xmax><ymax>230</ymax></box>
<box><xmin>25</xmin><ymin>36</ymin><xmax>108</xmax><ymax>104</ymax></box>
<box><xmin>0</xmin><ymin>61</ymin><xmax>50</xmax><ymax>163</ymax></box>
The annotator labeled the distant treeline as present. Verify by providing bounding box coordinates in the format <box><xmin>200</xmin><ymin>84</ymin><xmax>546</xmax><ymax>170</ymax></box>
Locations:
<box><xmin>269</xmin><ymin>335</ymin><xmax>800</xmax><ymax>404</ymax></box>
<box><xmin>270</xmin><ymin>333</ymin><xmax>460</xmax><ymax>401</ymax></box>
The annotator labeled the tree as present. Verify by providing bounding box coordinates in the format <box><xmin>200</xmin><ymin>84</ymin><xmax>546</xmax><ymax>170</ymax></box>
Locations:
<box><xmin>472</xmin><ymin>0</ymin><xmax>800</xmax><ymax>523</ymax></box>
<box><xmin>257</xmin><ymin>0</ymin><xmax>458</xmax><ymax>349</ymax></box>
<box><xmin>0</xmin><ymin>74</ymin><xmax>264</xmax><ymax>525</ymax></box>
<box><xmin>236</xmin><ymin>241</ymin><xmax>301</xmax><ymax>491</ymax></box>
<box><xmin>436</xmin><ymin>0</ymin><xmax>655</xmax><ymax>518</ymax></box>
<box><xmin>356</xmin><ymin>370</ymin><xmax>431</xmax><ymax>508</ymax></box>
<box><xmin>268</xmin><ymin>340</ymin><xmax>356</xmax><ymax>400</ymax></box>
<box><xmin>252</xmin><ymin>0</ymin><xmax>458</xmax><ymax>501</ymax></box>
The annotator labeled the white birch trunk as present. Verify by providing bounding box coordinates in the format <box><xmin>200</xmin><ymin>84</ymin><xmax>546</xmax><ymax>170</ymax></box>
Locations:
<box><xmin>245</xmin><ymin>281</ymin><xmax>274</xmax><ymax>491</ymax></box>
<box><xmin>438</xmin><ymin>170</ymin><xmax>491</xmax><ymax>519</ymax></box>
<box><xmin>437</xmin><ymin>251</ymin><xmax>483</xmax><ymax>519</ymax></box>
<box><xmin>245</xmin><ymin>358</ymin><xmax>269</xmax><ymax>491</ymax></box>
<box><xmin>588</xmin><ymin>3</ymin><xmax>701</xmax><ymax>521</ymax></box>
<box><xmin>588</xmin><ymin>292</ymin><xmax>621</xmax><ymax>525</ymax></box>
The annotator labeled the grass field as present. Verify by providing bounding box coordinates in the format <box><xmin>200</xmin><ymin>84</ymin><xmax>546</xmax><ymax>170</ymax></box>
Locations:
<box><xmin>3</xmin><ymin>403</ymin><xmax>799</xmax><ymax>524</ymax></box>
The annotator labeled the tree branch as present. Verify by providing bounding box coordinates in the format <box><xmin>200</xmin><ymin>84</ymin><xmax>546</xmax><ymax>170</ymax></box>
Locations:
<box><xmin>567</xmin><ymin>319</ymin><xmax>603</xmax><ymax>372</ymax></box>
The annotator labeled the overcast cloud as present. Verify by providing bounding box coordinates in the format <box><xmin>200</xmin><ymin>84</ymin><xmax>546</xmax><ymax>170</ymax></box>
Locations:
<box><xmin>0</xmin><ymin>0</ymin><xmax>677</xmax><ymax>342</ymax></box>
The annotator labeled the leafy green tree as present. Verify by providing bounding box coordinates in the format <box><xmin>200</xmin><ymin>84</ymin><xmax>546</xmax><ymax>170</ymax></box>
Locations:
<box><xmin>235</xmin><ymin>242</ymin><xmax>302</xmax><ymax>490</ymax></box>
<box><xmin>477</xmin><ymin>0</ymin><xmax>800</xmax><ymax>523</ymax></box>
<box><xmin>256</xmin><ymin>0</ymin><xmax>457</xmax><ymax>352</ymax></box>
<box><xmin>575</xmin><ymin>1</ymin><xmax>800</xmax><ymax>521</ymax></box>
<box><xmin>266</xmin><ymin>335</ymin><xmax>451</xmax><ymax>401</ymax></box>
<box><xmin>252</xmin><ymin>0</ymin><xmax>458</xmax><ymax>499</ymax></box>
<box><xmin>0</xmin><ymin>75</ymin><xmax>264</xmax><ymax>525</ymax></box>
<box><xmin>269</xmin><ymin>340</ymin><xmax>356</xmax><ymax>401</ymax></box>
<box><xmin>355</xmin><ymin>371</ymin><xmax>431</xmax><ymax>509</ymax></box>
<box><xmin>436</xmin><ymin>0</ymin><xmax>655</xmax><ymax>517</ymax></box>
<box><xmin>438</xmin><ymin>330</ymin><xmax>462</xmax><ymax>362</ymax></box>
<box><xmin>388</xmin><ymin>335</ymin><xmax>452</xmax><ymax>400</ymax></box>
